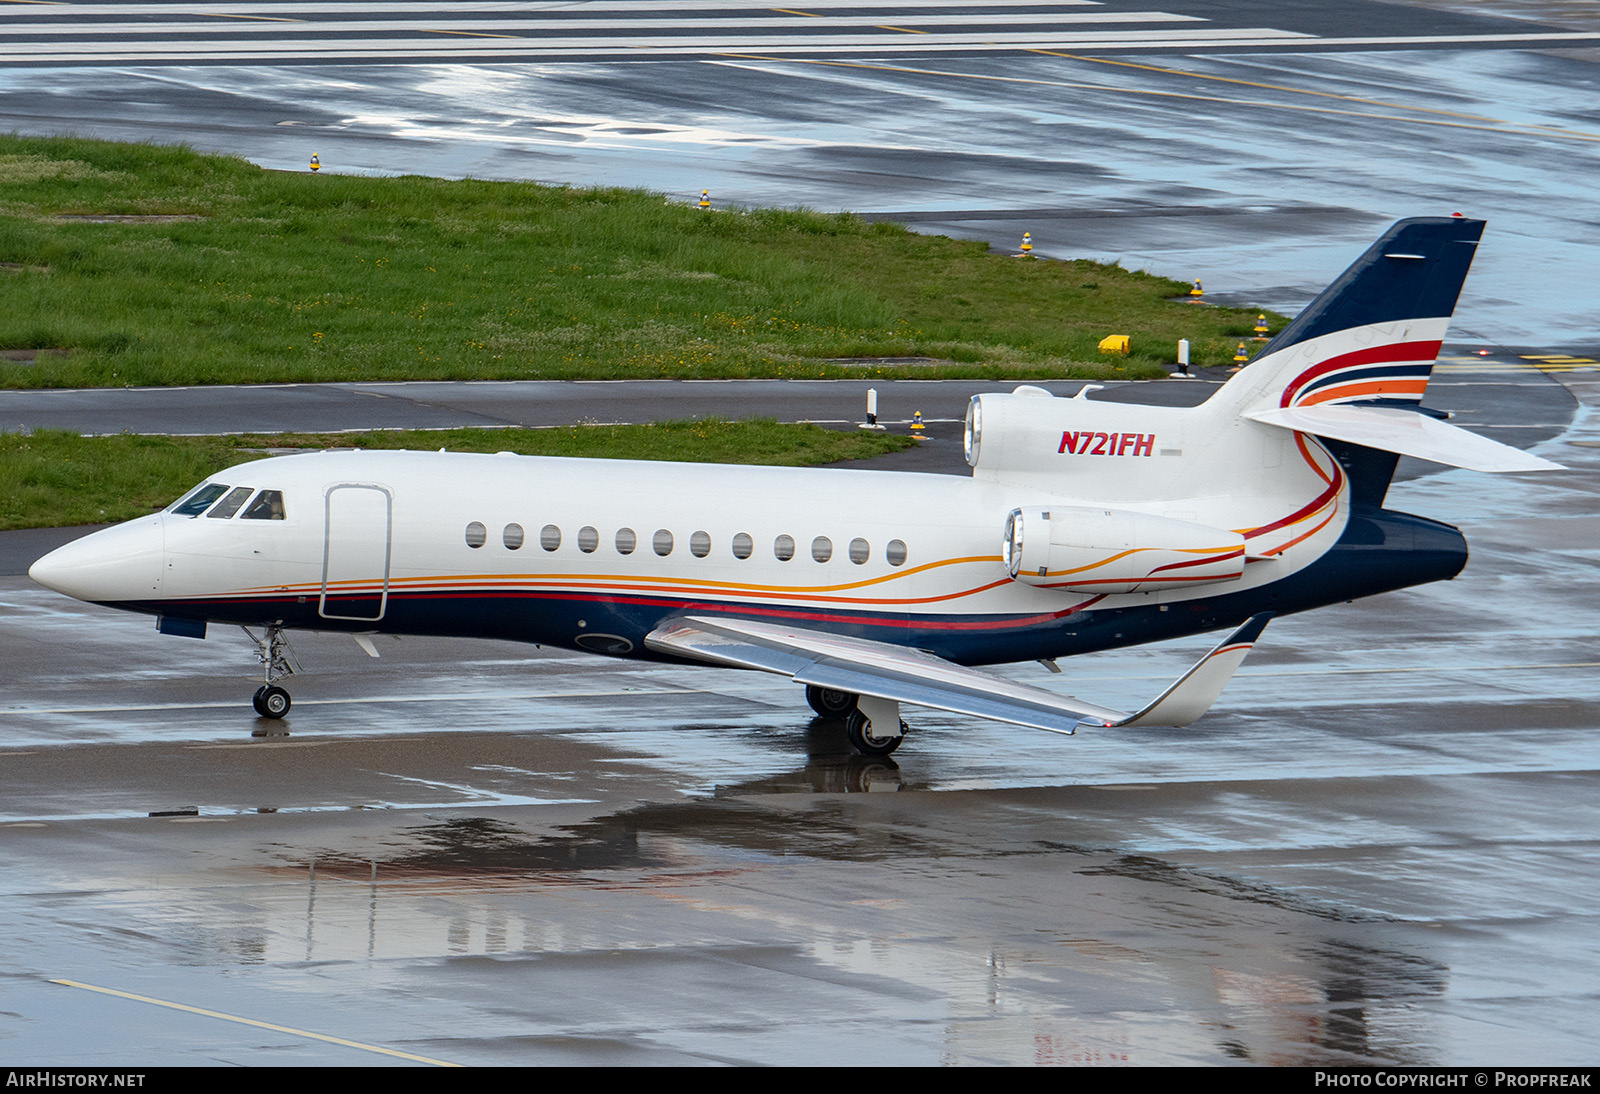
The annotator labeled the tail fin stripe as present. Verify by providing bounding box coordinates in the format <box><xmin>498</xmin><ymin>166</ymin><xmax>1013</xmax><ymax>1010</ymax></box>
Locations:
<box><xmin>1299</xmin><ymin>377</ymin><xmax>1430</xmax><ymax>406</ymax></box>
<box><xmin>1300</xmin><ymin>363</ymin><xmax>1435</xmax><ymax>396</ymax></box>
<box><xmin>1280</xmin><ymin>339</ymin><xmax>1442</xmax><ymax>407</ymax></box>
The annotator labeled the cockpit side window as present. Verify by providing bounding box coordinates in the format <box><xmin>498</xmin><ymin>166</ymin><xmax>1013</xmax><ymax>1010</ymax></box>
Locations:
<box><xmin>171</xmin><ymin>482</ymin><xmax>230</xmax><ymax>517</ymax></box>
<box><xmin>206</xmin><ymin>486</ymin><xmax>255</xmax><ymax>520</ymax></box>
<box><xmin>240</xmin><ymin>490</ymin><xmax>286</xmax><ymax>521</ymax></box>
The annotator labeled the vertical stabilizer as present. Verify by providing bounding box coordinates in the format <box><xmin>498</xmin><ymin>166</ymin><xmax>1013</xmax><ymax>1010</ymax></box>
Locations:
<box><xmin>1212</xmin><ymin>217</ymin><xmax>1484</xmax><ymax>417</ymax></box>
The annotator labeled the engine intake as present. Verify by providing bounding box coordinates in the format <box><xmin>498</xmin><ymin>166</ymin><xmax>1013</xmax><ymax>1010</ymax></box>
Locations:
<box><xmin>1003</xmin><ymin>506</ymin><xmax>1245</xmax><ymax>594</ymax></box>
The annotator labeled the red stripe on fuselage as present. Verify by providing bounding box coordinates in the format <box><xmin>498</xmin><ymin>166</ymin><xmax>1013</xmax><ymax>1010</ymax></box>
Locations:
<box><xmin>1239</xmin><ymin>434</ymin><xmax>1344</xmax><ymax>540</ymax></box>
<box><xmin>154</xmin><ymin>588</ymin><xmax>1110</xmax><ymax>633</ymax></box>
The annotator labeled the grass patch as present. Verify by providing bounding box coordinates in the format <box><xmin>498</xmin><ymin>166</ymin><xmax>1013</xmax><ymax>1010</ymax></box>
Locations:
<box><xmin>0</xmin><ymin>135</ymin><xmax>1283</xmax><ymax>388</ymax></box>
<box><xmin>0</xmin><ymin>420</ymin><xmax>918</xmax><ymax>530</ymax></box>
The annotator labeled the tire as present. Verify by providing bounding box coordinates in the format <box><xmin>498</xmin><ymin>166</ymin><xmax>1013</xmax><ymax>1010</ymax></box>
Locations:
<box><xmin>253</xmin><ymin>684</ymin><xmax>291</xmax><ymax>719</ymax></box>
<box><xmin>844</xmin><ymin>709</ymin><xmax>905</xmax><ymax>756</ymax></box>
<box><xmin>806</xmin><ymin>685</ymin><xmax>858</xmax><ymax>719</ymax></box>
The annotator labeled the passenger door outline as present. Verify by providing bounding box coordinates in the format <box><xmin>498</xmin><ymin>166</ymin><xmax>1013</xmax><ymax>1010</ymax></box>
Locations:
<box><xmin>320</xmin><ymin>483</ymin><xmax>393</xmax><ymax>621</ymax></box>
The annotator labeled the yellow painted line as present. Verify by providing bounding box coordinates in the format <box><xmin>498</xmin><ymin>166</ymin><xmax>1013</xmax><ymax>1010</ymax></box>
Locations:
<box><xmin>770</xmin><ymin>7</ymin><xmax>819</xmax><ymax>15</ymax></box>
<box><xmin>877</xmin><ymin>25</ymin><xmax>929</xmax><ymax>34</ymax></box>
<box><xmin>1026</xmin><ymin>50</ymin><xmax>1524</xmax><ymax>127</ymax></box>
<box><xmin>201</xmin><ymin>12</ymin><xmax>303</xmax><ymax>21</ymax></box>
<box><xmin>711</xmin><ymin>54</ymin><xmax>1600</xmax><ymax>145</ymax></box>
<box><xmin>424</xmin><ymin>29</ymin><xmax>525</xmax><ymax>40</ymax></box>
<box><xmin>49</xmin><ymin>979</ymin><xmax>462</xmax><ymax>1066</ymax></box>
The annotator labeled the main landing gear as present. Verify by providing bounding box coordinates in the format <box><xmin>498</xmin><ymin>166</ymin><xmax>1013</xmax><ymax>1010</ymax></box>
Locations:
<box><xmin>243</xmin><ymin>624</ymin><xmax>297</xmax><ymax>720</ymax></box>
<box><xmin>805</xmin><ymin>685</ymin><xmax>858</xmax><ymax>719</ymax></box>
<box><xmin>806</xmin><ymin>685</ymin><xmax>907</xmax><ymax>756</ymax></box>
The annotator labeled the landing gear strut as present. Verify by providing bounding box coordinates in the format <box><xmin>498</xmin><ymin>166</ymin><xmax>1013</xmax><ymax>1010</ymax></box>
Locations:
<box><xmin>243</xmin><ymin>624</ymin><xmax>297</xmax><ymax>720</ymax></box>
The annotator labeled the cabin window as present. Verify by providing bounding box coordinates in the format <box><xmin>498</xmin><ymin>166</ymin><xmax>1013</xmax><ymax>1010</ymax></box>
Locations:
<box><xmin>206</xmin><ymin>486</ymin><xmax>255</xmax><ymax>520</ymax></box>
<box><xmin>774</xmin><ymin>534</ymin><xmax>795</xmax><ymax>562</ymax></box>
<box><xmin>465</xmin><ymin>522</ymin><xmax>487</xmax><ymax>548</ymax></box>
<box><xmin>171</xmin><ymin>483</ymin><xmax>229</xmax><ymax>517</ymax></box>
<box><xmin>731</xmin><ymin>532</ymin><xmax>753</xmax><ymax>559</ymax></box>
<box><xmin>886</xmin><ymin>539</ymin><xmax>908</xmax><ymax>566</ymax></box>
<box><xmin>653</xmin><ymin>529</ymin><xmax>674</xmax><ymax>556</ymax></box>
<box><xmin>811</xmin><ymin>536</ymin><xmax>832</xmax><ymax>563</ymax></box>
<box><xmin>849</xmin><ymin>538</ymin><xmax>870</xmax><ymax>565</ymax></box>
<box><xmin>690</xmin><ymin>531</ymin><xmax>711</xmax><ymax>558</ymax></box>
<box><xmin>616</xmin><ymin>527</ymin><xmax>636</xmax><ymax>555</ymax></box>
<box><xmin>240</xmin><ymin>490</ymin><xmax>285</xmax><ymax>521</ymax></box>
<box><xmin>540</xmin><ymin>524</ymin><xmax>561</xmax><ymax>552</ymax></box>
<box><xmin>503</xmin><ymin>523</ymin><xmax>525</xmax><ymax>550</ymax></box>
<box><xmin>578</xmin><ymin>526</ymin><xmax>599</xmax><ymax>553</ymax></box>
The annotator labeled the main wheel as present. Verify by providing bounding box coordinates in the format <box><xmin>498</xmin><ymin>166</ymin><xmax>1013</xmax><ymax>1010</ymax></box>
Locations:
<box><xmin>806</xmin><ymin>685</ymin><xmax>858</xmax><ymax>719</ymax></box>
<box><xmin>845</xmin><ymin>709</ymin><xmax>905</xmax><ymax>756</ymax></box>
<box><xmin>253</xmin><ymin>684</ymin><xmax>291</xmax><ymax>719</ymax></box>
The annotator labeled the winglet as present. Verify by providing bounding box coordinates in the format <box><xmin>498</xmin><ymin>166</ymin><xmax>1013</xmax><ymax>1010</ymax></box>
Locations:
<box><xmin>1097</xmin><ymin>613</ymin><xmax>1273</xmax><ymax>729</ymax></box>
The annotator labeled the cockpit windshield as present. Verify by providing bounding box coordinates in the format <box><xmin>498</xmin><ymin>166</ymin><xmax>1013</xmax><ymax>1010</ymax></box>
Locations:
<box><xmin>170</xmin><ymin>482</ymin><xmax>230</xmax><ymax>517</ymax></box>
<box><xmin>169</xmin><ymin>483</ymin><xmax>287</xmax><ymax>520</ymax></box>
<box><xmin>206</xmin><ymin>486</ymin><xmax>255</xmax><ymax>520</ymax></box>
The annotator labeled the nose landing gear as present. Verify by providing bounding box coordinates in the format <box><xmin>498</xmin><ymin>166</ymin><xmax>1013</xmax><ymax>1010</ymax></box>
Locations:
<box><xmin>243</xmin><ymin>624</ymin><xmax>297</xmax><ymax>720</ymax></box>
<box><xmin>252</xmin><ymin>684</ymin><xmax>291</xmax><ymax>718</ymax></box>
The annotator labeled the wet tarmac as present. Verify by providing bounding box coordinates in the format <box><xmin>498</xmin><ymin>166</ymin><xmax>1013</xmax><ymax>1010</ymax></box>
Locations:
<box><xmin>1</xmin><ymin>371</ymin><xmax>1596</xmax><ymax>1064</ymax></box>
<box><xmin>1</xmin><ymin>0</ymin><xmax>1598</xmax><ymax>1066</ymax></box>
<box><xmin>0</xmin><ymin>352</ymin><xmax>1585</xmax><ymax>442</ymax></box>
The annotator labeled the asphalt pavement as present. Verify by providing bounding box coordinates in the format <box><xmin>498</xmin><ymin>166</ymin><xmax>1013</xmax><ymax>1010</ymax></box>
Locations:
<box><xmin>1</xmin><ymin>1</ymin><xmax>1597</xmax><ymax>1066</ymax></box>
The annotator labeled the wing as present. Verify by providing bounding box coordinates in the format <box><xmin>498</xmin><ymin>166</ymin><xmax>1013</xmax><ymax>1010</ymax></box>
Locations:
<box><xmin>644</xmin><ymin>613</ymin><xmax>1272</xmax><ymax>735</ymax></box>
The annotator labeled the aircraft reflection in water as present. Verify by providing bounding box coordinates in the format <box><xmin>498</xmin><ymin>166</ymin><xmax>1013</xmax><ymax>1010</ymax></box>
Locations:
<box><xmin>30</xmin><ymin>217</ymin><xmax>1558</xmax><ymax>754</ymax></box>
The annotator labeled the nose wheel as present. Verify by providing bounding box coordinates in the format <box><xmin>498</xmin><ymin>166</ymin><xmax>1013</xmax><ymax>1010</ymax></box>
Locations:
<box><xmin>252</xmin><ymin>684</ymin><xmax>291</xmax><ymax>719</ymax></box>
<box><xmin>243</xmin><ymin>624</ymin><xmax>297</xmax><ymax>720</ymax></box>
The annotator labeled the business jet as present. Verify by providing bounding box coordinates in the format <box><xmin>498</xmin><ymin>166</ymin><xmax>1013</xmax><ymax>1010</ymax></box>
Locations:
<box><xmin>29</xmin><ymin>216</ymin><xmax>1558</xmax><ymax>754</ymax></box>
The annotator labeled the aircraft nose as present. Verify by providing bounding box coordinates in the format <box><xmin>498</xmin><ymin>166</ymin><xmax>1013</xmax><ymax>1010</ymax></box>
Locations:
<box><xmin>29</xmin><ymin>516</ymin><xmax>164</xmax><ymax>604</ymax></box>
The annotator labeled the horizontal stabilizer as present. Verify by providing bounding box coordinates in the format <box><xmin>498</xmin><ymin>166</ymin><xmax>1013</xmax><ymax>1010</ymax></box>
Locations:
<box><xmin>645</xmin><ymin>613</ymin><xmax>1270</xmax><ymax>735</ymax></box>
<box><xmin>1247</xmin><ymin>404</ymin><xmax>1563</xmax><ymax>473</ymax></box>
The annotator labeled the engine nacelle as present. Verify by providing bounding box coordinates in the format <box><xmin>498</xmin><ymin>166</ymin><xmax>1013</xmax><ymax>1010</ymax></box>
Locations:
<box><xmin>1002</xmin><ymin>506</ymin><xmax>1246</xmax><ymax>594</ymax></box>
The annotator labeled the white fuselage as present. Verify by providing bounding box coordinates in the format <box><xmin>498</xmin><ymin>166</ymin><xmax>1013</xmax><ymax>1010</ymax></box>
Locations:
<box><xmin>31</xmin><ymin>403</ymin><xmax>1353</xmax><ymax>666</ymax></box>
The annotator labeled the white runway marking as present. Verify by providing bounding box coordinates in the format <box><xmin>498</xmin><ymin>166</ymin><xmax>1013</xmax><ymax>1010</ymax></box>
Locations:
<box><xmin>4</xmin><ymin>14</ymin><xmax>1208</xmax><ymax>34</ymax></box>
<box><xmin>13</xmin><ymin>0</ymin><xmax>1109</xmax><ymax>11</ymax></box>
<box><xmin>7</xmin><ymin>686</ymin><xmax>698</xmax><ymax>717</ymax></box>
<box><xmin>4</xmin><ymin>31</ymin><xmax>1318</xmax><ymax>64</ymax></box>
<box><xmin>8</xmin><ymin>1</ymin><xmax>1596</xmax><ymax>63</ymax></box>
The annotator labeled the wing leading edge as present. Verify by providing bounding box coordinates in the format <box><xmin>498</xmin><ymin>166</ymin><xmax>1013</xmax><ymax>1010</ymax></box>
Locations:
<box><xmin>644</xmin><ymin>614</ymin><xmax>1272</xmax><ymax>735</ymax></box>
